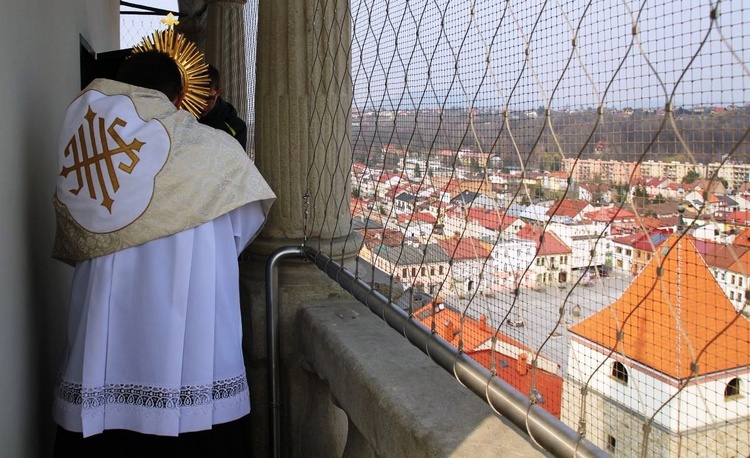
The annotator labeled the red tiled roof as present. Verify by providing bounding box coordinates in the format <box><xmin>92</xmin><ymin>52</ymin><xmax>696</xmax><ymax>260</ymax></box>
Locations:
<box><xmin>350</xmin><ymin>197</ymin><xmax>367</xmax><ymax>218</ymax></box>
<box><xmin>727</xmin><ymin>210</ymin><xmax>750</xmax><ymax>225</ymax></box>
<box><xmin>412</xmin><ymin>302</ymin><xmax>562</xmax><ymax>418</ymax></box>
<box><xmin>569</xmin><ymin>235</ymin><xmax>750</xmax><ymax>379</ymax></box>
<box><xmin>692</xmin><ymin>238</ymin><xmax>747</xmax><ymax>270</ymax></box>
<box><xmin>728</xmin><ymin>248</ymin><xmax>750</xmax><ymax>277</ymax></box>
<box><xmin>464</xmin><ymin>207</ymin><xmax>518</xmax><ymax>231</ymax></box>
<box><xmin>469</xmin><ymin>349</ymin><xmax>563</xmax><ymax>418</ymax></box>
<box><xmin>612</xmin><ymin>230</ymin><xmax>671</xmax><ymax>252</ymax></box>
<box><xmin>517</xmin><ymin>226</ymin><xmax>571</xmax><ymax>255</ymax></box>
<box><xmin>639</xmin><ymin>216</ymin><xmax>663</xmax><ymax>230</ymax></box>
<box><xmin>436</xmin><ymin>236</ymin><xmax>492</xmax><ymax>260</ymax></box>
<box><xmin>396</xmin><ymin>212</ymin><xmax>437</xmax><ymax>225</ymax></box>
<box><xmin>584</xmin><ymin>207</ymin><xmax>636</xmax><ymax>222</ymax></box>
<box><xmin>385</xmin><ymin>183</ymin><xmax>412</xmax><ymax>200</ymax></box>
<box><xmin>547</xmin><ymin>199</ymin><xmax>589</xmax><ymax>218</ymax></box>
<box><xmin>733</xmin><ymin>228</ymin><xmax>750</xmax><ymax>248</ymax></box>
<box><xmin>360</xmin><ymin>228</ymin><xmax>405</xmax><ymax>248</ymax></box>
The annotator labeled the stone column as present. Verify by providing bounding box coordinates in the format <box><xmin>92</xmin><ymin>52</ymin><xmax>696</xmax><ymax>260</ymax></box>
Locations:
<box><xmin>241</xmin><ymin>0</ymin><xmax>358</xmax><ymax>456</ymax></box>
<box><xmin>252</xmin><ymin>0</ymin><xmax>353</xmax><ymax>255</ymax></box>
<box><xmin>204</xmin><ymin>0</ymin><xmax>248</xmax><ymax>121</ymax></box>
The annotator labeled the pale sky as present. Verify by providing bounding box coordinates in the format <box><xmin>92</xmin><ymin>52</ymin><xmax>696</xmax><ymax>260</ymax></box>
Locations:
<box><xmin>351</xmin><ymin>0</ymin><xmax>750</xmax><ymax>111</ymax></box>
<box><xmin>120</xmin><ymin>0</ymin><xmax>179</xmax><ymax>49</ymax></box>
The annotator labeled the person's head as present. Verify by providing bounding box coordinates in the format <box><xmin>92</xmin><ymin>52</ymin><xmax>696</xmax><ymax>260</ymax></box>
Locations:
<box><xmin>202</xmin><ymin>64</ymin><xmax>221</xmax><ymax>116</ymax></box>
<box><xmin>116</xmin><ymin>50</ymin><xmax>184</xmax><ymax>106</ymax></box>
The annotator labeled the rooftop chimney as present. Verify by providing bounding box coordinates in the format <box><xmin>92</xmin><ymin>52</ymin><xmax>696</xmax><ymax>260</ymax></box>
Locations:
<box><xmin>445</xmin><ymin>320</ymin><xmax>455</xmax><ymax>342</ymax></box>
<box><xmin>517</xmin><ymin>353</ymin><xmax>528</xmax><ymax>375</ymax></box>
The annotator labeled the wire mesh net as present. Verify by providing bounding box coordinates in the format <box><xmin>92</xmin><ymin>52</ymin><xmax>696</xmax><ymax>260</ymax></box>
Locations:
<box><xmin>305</xmin><ymin>0</ymin><xmax>750</xmax><ymax>456</ymax></box>
<box><xmin>244</xmin><ymin>0</ymin><xmax>258</xmax><ymax>159</ymax></box>
<box><xmin>121</xmin><ymin>2</ymin><xmax>258</xmax><ymax>159</ymax></box>
<box><xmin>120</xmin><ymin>1</ymin><xmax>179</xmax><ymax>49</ymax></box>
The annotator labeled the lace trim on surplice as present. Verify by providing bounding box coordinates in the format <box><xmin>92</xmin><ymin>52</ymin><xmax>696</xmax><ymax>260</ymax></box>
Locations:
<box><xmin>55</xmin><ymin>373</ymin><xmax>248</xmax><ymax>410</ymax></box>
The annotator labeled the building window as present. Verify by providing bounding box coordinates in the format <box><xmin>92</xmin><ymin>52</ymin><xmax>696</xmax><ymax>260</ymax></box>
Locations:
<box><xmin>740</xmin><ymin>277</ymin><xmax>744</xmax><ymax>287</ymax></box>
<box><xmin>730</xmin><ymin>291</ymin><xmax>735</xmax><ymax>300</ymax></box>
<box><xmin>411</xmin><ymin>267</ymin><xmax>417</xmax><ymax>277</ymax></box>
<box><xmin>606</xmin><ymin>436</ymin><xmax>616</xmax><ymax>453</ymax></box>
<box><xmin>625</xmin><ymin>249</ymin><xmax>632</xmax><ymax>256</ymax></box>
<box><xmin>732</xmin><ymin>275</ymin><xmax>736</xmax><ymax>285</ymax></box>
<box><xmin>725</xmin><ymin>378</ymin><xmax>742</xmax><ymax>399</ymax></box>
<box><xmin>439</xmin><ymin>265</ymin><xmax>444</xmax><ymax>275</ymax></box>
<box><xmin>421</xmin><ymin>267</ymin><xmax>426</xmax><ymax>276</ymax></box>
<box><xmin>616</xmin><ymin>247</ymin><xmax>622</xmax><ymax>254</ymax></box>
<box><xmin>430</xmin><ymin>266</ymin><xmax>435</xmax><ymax>275</ymax></box>
<box><xmin>402</xmin><ymin>268</ymin><xmax>408</xmax><ymax>278</ymax></box>
<box><xmin>611</xmin><ymin>361</ymin><xmax>629</xmax><ymax>384</ymax></box>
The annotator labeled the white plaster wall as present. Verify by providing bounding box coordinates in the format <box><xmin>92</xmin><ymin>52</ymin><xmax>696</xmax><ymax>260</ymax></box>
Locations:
<box><xmin>0</xmin><ymin>2</ymin><xmax>118</xmax><ymax>456</ymax></box>
<box><xmin>567</xmin><ymin>341</ymin><xmax>750</xmax><ymax>436</ymax></box>
<box><xmin>676</xmin><ymin>374</ymin><xmax>750</xmax><ymax>431</ymax></box>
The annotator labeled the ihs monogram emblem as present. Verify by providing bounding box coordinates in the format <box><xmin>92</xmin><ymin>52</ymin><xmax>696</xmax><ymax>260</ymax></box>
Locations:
<box><xmin>60</xmin><ymin>106</ymin><xmax>145</xmax><ymax>212</ymax></box>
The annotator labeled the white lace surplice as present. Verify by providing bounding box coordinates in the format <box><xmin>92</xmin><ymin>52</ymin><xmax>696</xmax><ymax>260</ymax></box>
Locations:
<box><xmin>53</xmin><ymin>201</ymin><xmax>264</xmax><ymax>437</ymax></box>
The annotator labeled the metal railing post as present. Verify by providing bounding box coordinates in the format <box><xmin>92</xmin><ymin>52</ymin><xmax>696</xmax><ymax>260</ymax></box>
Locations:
<box><xmin>265</xmin><ymin>245</ymin><xmax>311</xmax><ymax>458</ymax></box>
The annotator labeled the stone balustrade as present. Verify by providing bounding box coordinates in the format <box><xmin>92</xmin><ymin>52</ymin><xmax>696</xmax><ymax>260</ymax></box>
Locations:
<box><xmin>241</xmin><ymin>253</ymin><xmax>547</xmax><ymax>457</ymax></box>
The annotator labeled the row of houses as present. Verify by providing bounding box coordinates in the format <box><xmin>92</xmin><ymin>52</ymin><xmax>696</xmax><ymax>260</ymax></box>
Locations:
<box><xmin>564</xmin><ymin>157</ymin><xmax>750</xmax><ymax>191</ymax></box>
<box><xmin>399</xmin><ymin>233</ymin><xmax>750</xmax><ymax>457</ymax></box>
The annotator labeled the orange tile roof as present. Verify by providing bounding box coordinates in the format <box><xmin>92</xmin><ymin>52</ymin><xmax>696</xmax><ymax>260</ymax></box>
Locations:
<box><xmin>413</xmin><ymin>302</ymin><xmax>493</xmax><ymax>350</ymax></box>
<box><xmin>469</xmin><ymin>349</ymin><xmax>563</xmax><ymax>418</ymax></box>
<box><xmin>569</xmin><ymin>235</ymin><xmax>750</xmax><ymax>379</ymax></box>
<box><xmin>639</xmin><ymin>216</ymin><xmax>663</xmax><ymax>230</ymax></box>
<box><xmin>584</xmin><ymin>207</ymin><xmax>636</xmax><ymax>222</ymax></box>
<box><xmin>727</xmin><ymin>210</ymin><xmax>750</xmax><ymax>225</ymax></box>
<box><xmin>436</xmin><ymin>236</ymin><xmax>492</xmax><ymax>260</ymax></box>
<box><xmin>350</xmin><ymin>197</ymin><xmax>366</xmax><ymax>218</ymax></box>
<box><xmin>733</xmin><ymin>228</ymin><xmax>750</xmax><ymax>248</ymax></box>
<box><xmin>412</xmin><ymin>302</ymin><xmax>563</xmax><ymax>418</ymax></box>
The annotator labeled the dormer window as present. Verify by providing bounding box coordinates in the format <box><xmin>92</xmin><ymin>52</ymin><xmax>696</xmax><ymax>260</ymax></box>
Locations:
<box><xmin>612</xmin><ymin>361</ymin><xmax>629</xmax><ymax>384</ymax></box>
<box><xmin>725</xmin><ymin>378</ymin><xmax>742</xmax><ymax>399</ymax></box>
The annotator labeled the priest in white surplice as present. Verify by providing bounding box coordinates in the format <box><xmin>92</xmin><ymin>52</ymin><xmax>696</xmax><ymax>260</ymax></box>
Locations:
<box><xmin>51</xmin><ymin>36</ymin><xmax>275</xmax><ymax>455</ymax></box>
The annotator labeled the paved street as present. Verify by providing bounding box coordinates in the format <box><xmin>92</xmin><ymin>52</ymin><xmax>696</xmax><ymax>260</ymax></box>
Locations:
<box><xmin>439</xmin><ymin>270</ymin><xmax>634</xmax><ymax>374</ymax></box>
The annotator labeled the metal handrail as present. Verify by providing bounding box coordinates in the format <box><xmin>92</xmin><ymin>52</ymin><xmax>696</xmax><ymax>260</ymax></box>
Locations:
<box><xmin>265</xmin><ymin>245</ymin><xmax>312</xmax><ymax>458</ymax></box>
<box><xmin>266</xmin><ymin>245</ymin><xmax>607</xmax><ymax>458</ymax></box>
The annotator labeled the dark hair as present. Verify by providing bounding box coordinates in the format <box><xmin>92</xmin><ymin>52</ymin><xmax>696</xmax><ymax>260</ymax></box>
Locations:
<box><xmin>207</xmin><ymin>64</ymin><xmax>221</xmax><ymax>91</ymax></box>
<box><xmin>116</xmin><ymin>50</ymin><xmax>183</xmax><ymax>101</ymax></box>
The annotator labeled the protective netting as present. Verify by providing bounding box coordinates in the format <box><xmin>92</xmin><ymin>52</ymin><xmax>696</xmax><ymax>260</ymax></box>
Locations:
<box><xmin>306</xmin><ymin>1</ymin><xmax>750</xmax><ymax>456</ymax></box>
<box><xmin>120</xmin><ymin>2</ymin><xmax>179</xmax><ymax>49</ymax></box>
<box><xmin>121</xmin><ymin>2</ymin><xmax>258</xmax><ymax>159</ymax></box>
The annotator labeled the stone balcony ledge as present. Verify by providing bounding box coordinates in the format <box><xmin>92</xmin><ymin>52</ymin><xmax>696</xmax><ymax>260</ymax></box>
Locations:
<box><xmin>298</xmin><ymin>298</ymin><xmax>549</xmax><ymax>457</ymax></box>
